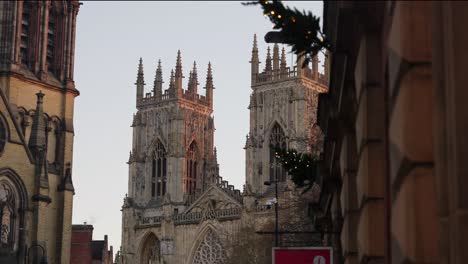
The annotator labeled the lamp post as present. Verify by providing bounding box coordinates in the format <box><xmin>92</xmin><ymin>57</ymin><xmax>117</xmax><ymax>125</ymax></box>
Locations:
<box><xmin>26</xmin><ymin>243</ymin><xmax>48</xmax><ymax>264</ymax></box>
<box><xmin>264</xmin><ymin>158</ymin><xmax>281</xmax><ymax>247</ymax></box>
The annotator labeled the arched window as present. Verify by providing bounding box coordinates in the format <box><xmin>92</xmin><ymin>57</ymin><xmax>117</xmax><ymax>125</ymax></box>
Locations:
<box><xmin>192</xmin><ymin>229</ymin><xmax>226</xmax><ymax>264</ymax></box>
<box><xmin>269</xmin><ymin>123</ymin><xmax>286</xmax><ymax>182</ymax></box>
<box><xmin>185</xmin><ymin>141</ymin><xmax>198</xmax><ymax>194</ymax></box>
<box><xmin>151</xmin><ymin>141</ymin><xmax>166</xmax><ymax>198</ymax></box>
<box><xmin>0</xmin><ymin>180</ymin><xmax>18</xmax><ymax>252</ymax></box>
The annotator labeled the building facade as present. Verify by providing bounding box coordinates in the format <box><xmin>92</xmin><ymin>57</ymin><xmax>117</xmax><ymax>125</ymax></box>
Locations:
<box><xmin>119</xmin><ymin>36</ymin><xmax>327</xmax><ymax>264</ymax></box>
<box><xmin>0</xmin><ymin>0</ymin><xmax>80</xmax><ymax>263</ymax></box>
<box><xmin>70</xmin><ymin>224</ymin><xmax>114</xmax><ymax>264</ymax></box>
<box><xmin>315</xmin><ymin>1</ymin><xmax>468</xmax><ymax>264</ymax></box>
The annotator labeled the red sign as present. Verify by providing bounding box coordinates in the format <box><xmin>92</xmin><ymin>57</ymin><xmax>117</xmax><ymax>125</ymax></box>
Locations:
<box><xmin>273</xmin><ymin>247</ymin><xmax>333</xmax><ymax>264</ymax></box>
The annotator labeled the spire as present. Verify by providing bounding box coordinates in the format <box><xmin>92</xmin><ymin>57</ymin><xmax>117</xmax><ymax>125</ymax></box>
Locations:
<box><xmin>251</xmin><ymin>34</ymin><xmax>259</xmax><ymax>62</ymax></box>
<box><xmin>169</xmin><ymin>69</ymin><xmax>175</xmax><ymax>92</ymax></box>
<box><xmin>265</xmin><ymin>46</ymin><xmax>272</xmax><ymax>73</ymax></box>
<box><xmin>250</xmin><ymin>34</ymin><xmax>260</xmax><ymax>85</ymax></box>
<box><xmin>191</xmin><ymin>61</ymin><xmax>198</xmax><ymax>95</ymax></box>
<box><xmin>135</xmin><ymin>57</ymin><xmax>145</xmax><ymax>106</ymax></box>
<box><xmin>137</xmin><ymin>57</ymin><xmax>144</xmax><ymax>83</ymax></box>
<box><xmin>273</xmin><ymin>44</ymin><xmax>280</xmax><ymax>79</ymax></box>
<box><xmin>280</xmin><ymin>47</ymin><xmax>287</xmax><ymax>77</ymax></box>
<box><xmin>187</xmin><ymin>71</ymin><xmax>193</xmax><ymax>91</ymax></box>
<box><xmin>174</xmin><ymin>50</ymin><xmax>183</xmax><ymax>91</ymax></box>
<box><xmin>153</xmin><ymin>59</ymin><xmax>163</xmax><ymax>97</ymax></box>
<box><xmin>29</xmin><ymin>91</ymin><xmax>47</xmax><ymax>151</ymax></box>
<box><xmin>204</xmin><ymin>62</ymin><xmax>214</xmax><ymax>109</ymax></box>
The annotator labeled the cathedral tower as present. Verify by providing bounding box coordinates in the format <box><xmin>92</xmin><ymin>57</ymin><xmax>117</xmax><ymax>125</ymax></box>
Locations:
<box><xmin>121</xmin><ymin>51</ymin><xmax>235</xmax><ymax>263</ymax></box>
<box><xmin>127</xmin><ymin>51</ymin><xmax>217</xmax><ymax>205</ymax></box>
<box><xmin>0</xmin><ymin>1</ymin><xmax>80</xmax><ymax>263</ymax></box>
<box><xmin>245</xmin><ymin>35</ymin><xmax>328</xmax><ymax>194</ymax></box>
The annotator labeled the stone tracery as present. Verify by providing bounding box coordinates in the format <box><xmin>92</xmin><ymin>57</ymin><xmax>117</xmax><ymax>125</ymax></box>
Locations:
<box><xmin>192</xmin><ymin>229</ymin><xmax>226</xmax><ymax>264</ymax></box>
<box><xmin>269</xmin><ymin>123</ymin><xmax>287</xmax><ymax>182</ymax></box>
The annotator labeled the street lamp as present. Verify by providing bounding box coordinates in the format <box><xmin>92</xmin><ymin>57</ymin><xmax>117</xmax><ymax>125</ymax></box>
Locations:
<box><xmin>264</xmin><ymin>158</ymin><xmax>282</xmax><ymax>247</ymax></box>
<box><xmin>26</xmin><ymin>244</ymin><xmax>48</xmax><ymax>264</ymax></box>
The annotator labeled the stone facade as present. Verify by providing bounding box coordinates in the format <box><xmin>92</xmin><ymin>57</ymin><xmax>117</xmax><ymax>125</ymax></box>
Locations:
<box><xmin>317</xmin><ymin>2</ymin><xmax>468</xmax><ymax>264</ymax></box>
<box><xmin>119</xmin><ymin>37</ymin><xmax>327</xmax><ymax>264</ymax></box>
<box><xmin>0</xmin><ymin>1</ymin><xmax>80</xmax><ymax>263</ymax></box>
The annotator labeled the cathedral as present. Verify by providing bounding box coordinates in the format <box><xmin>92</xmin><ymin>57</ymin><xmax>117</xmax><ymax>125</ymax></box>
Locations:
<box><xmin>119</xmin><ymin>35</ymin><xmax>328</xmax><ymax>264</ymax></box>
<box><xmin>0</xmin><ymin>0</ymin><xmax>80</xmax><ymax>263</ymax></box>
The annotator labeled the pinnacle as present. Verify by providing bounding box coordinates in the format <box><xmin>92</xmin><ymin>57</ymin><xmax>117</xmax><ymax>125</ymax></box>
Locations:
<box><xmin>253</xmin><ymin>33</ymin><xmax>258</xmax><ymax>50</ymax></box>
<box><xmin>175</xmin><ymin>50</ymin><xmax>183</xmax><ymax>78</ymax></box>
<box><xmin>205</xmin><ymin>62</ymin><xmax>214</xmax><ymax>90</ymax></box>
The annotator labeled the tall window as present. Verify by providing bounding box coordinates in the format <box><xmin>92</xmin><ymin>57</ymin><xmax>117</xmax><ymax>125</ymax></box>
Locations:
<box><xmin>269</xmin><ymin>123</ymin><xmax>287</xmax><ymax>182</ymax></box>
<box><xmin>185</xmin><ymin>141</ymin><xmax>198</xmax><ymax>194</ymax></box>
<box><xmin>20</xmin><ymin>2</ymin><xmax>31</xmax><ymax>66</ymax></box>
<box><xmin>0</xmin><ymin>181</ymin><xmax>18</xmax><ymax>251</ymax></box>
<box><xmin>151</xmin><ymin>141</ymin><xmax>166</xmax><ymax>198</ymax></box>
<box><xmin>47</xmin><ymin>9</ymin><xmax>56</xmax><ymax>73</ymax></box>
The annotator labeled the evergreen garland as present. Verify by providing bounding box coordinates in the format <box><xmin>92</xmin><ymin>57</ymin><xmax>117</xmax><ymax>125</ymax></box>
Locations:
<box><xmin>243</xmin><ymin>0</ymin><xmax>331</xmax><ymax>66</ymax></box>
<box><xmin>273</xmin><ymin>146</ymin><xmax>319</xmax><ymax>190</ymax></box>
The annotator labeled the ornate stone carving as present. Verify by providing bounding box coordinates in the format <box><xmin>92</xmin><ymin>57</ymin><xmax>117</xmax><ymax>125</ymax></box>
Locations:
<box><xmin>192</xmin><ymin>229</ymin><xmax>226</xmax><ymax>264</ymax></box>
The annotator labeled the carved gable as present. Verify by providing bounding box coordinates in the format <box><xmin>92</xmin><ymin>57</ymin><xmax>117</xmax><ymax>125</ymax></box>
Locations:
<box><xmin>185</xmin><ymin>186</ymin><xmax>241</xmax><ymax>214</ymax></box>
<box><xmin>171</xmin><ymin>186</ymin><xmax>242</xmax><ymax>225</ymax></box>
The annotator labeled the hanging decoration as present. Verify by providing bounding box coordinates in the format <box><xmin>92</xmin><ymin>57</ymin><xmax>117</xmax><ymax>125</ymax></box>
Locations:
<box><xmin>243</xmin><ymin>0</ymin><xmax>331</xmax><ymax>66</ymax></box>
<box><xmin>272</xmin><ymin>145</ymin><xmax>320</xmax><ymax>191</ymax></box>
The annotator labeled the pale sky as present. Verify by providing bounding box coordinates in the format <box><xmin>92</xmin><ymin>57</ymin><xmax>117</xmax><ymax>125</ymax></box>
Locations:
<box><xmin>72</xmin><ymin>1</ymin><xmax>323</xmax><ymax>252</ymax></box>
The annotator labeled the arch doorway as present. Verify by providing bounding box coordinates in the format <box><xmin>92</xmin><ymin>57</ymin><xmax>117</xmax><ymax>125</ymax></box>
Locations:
<box><xmin>140</xmin><ymin>233</ymin><xmax>161</xmax><ymax>264</ymax></box>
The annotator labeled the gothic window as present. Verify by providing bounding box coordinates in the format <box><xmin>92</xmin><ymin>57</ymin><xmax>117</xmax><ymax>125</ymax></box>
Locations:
<box><xmin>192</xmin><ymin>229</ymin><xmax>226</xmax><ymax>264</ymax></box>
<box><xmin>20</xmin><ymin>2</ymin><xmax>32</xmax><ymax>66</ymax></box>
<box><xmin>185</xmin><ymin>141</ymin><xmax>198</xmax><ymax>194</ymax></box>
<box><xmin>151</xmin><ymin>141</ymin><xmax>166</xmax><ymax>198</ymax></box>
<box><xmin>0</xmin><ymin>117</ymin><xmax>6</xmax><ymax>155</ymax></box>
<box><xmin>0</xmin><ymin>181</ymin><xmax>18</xmax><ymax>251</ymax></box>
<box><xmin>47</xmin><ymin>9</ymin><xmax>56</xmax><ymax>73</ymax></box>
<box><xmin>269</xmin><ymin>123</ymin><xmax>287</xmax><ymax>182</ymax></box>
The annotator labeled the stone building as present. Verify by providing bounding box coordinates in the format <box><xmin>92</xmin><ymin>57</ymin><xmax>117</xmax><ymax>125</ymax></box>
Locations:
<box><xmin>0</xmin><ymin>0</ymin><xmax>80</xmax><ymax>263</ymax></box>
<box><xmin>70</xmin><ymin>224</ymin><xmax>114</xmax><ymax>264</ymax></box>
<box><xmin>119</xmin><ymin>36</ymin><xmax>328</xmax><ymax>264</ymax></box>
<box><xmin>315</xmin><ymin>1</ymin><xmax>468</xmax><ymax>264</ymax></box>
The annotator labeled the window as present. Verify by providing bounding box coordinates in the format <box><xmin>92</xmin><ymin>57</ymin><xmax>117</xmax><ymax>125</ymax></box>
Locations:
<box><xmin>151</xmin><ymin>141</ymin><xmax>166</xmax><ymax>198</ymax></box>
<box><xmin>47</xmin><ymin>9</ymin><xmax>56</xmax><ymax>73</ymax></box>
<box><xmin>20</xmin><ymin>2</ymin><xmax>31</xmax><ymax>66</ymax></box>
<box><xmin>185</xmin><ymin>141</ymin><xmax>198</xmax><ymax>194</ymax></box>
<box><xmin>0</xmin><ymin>181</ymin><xmax>18</xmax><ymax>251</ymax></box>
<box><xmin>269</xmin><ymin>123</ymin><xmax>287</xmax><ymax>182</ymax></box>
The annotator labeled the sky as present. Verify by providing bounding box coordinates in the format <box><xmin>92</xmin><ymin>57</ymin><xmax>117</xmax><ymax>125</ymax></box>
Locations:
<box><xmin>72</xmin><ymin>1</ymin><xmax>323</xmax><ymax>253</ymax></box>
